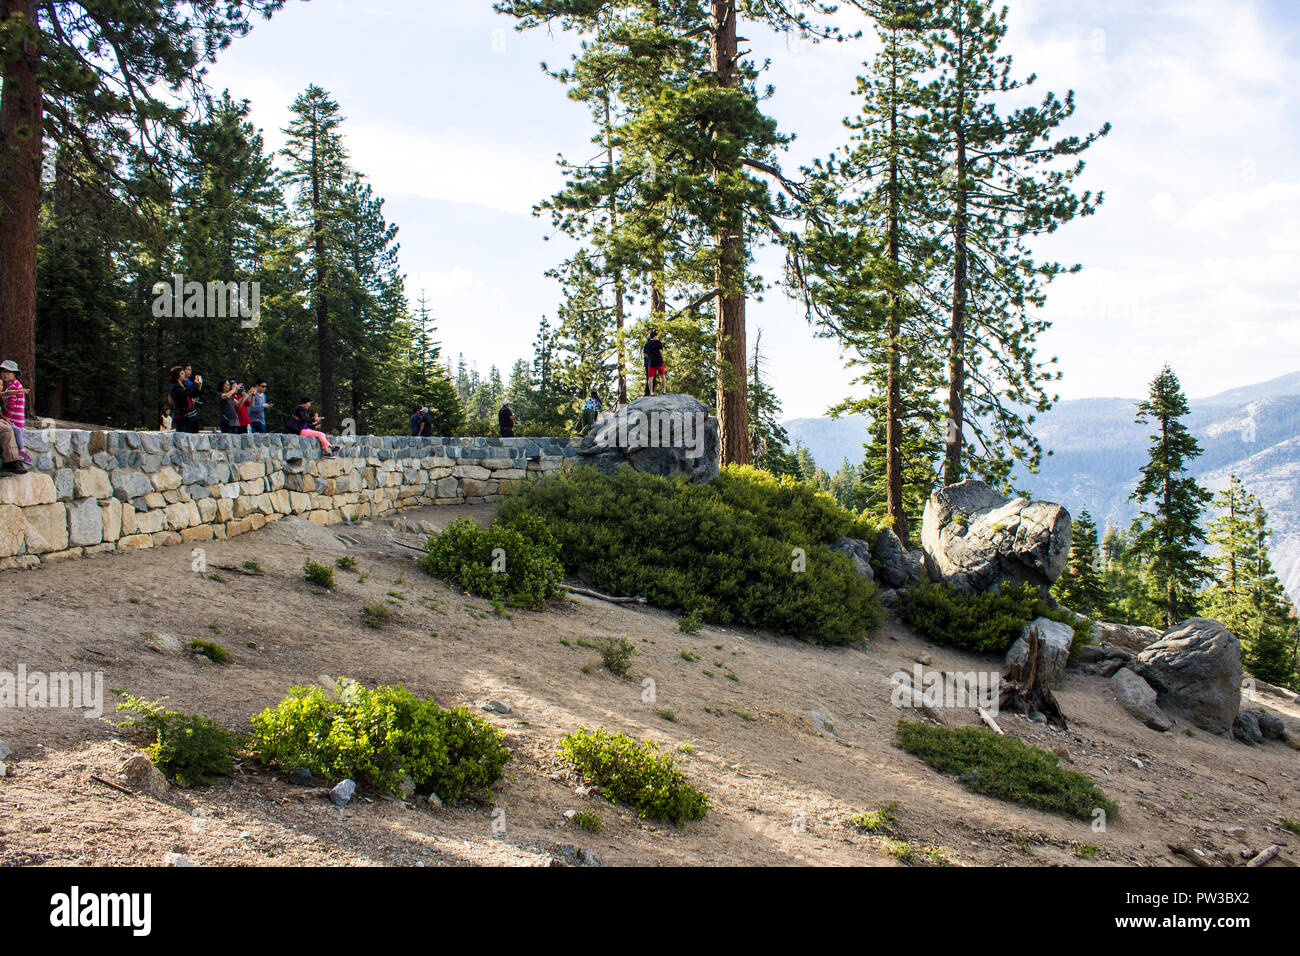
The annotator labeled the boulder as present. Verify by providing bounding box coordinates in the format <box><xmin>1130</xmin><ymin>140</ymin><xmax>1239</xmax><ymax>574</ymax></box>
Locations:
<box><xmin>1232</xmin><ymin>710</ymin><xmax>1263</xmax><ymax>745</ymax></box>
<box><xmin>577</xmin><ymin>394</ymin><xmax>719</xmax><ymax>483</ymax></box>
<box><xmin>872</xmin><ymin>529</ymin><xmax>924</xmax><ymax>588</ymax></box>
<box><xmin>1111</xmin><ymin>667</ymin><xmax>1173</xmax><ymax>732</ymax></box>
<box><xmin>1004</xmin><ymin>617</ymin><xmax>1075</xmax><ymax>687</ymax></box>
<box><xmin>919</xmin><ymin>479</ymin><xmax>1071</xmax><ymax>593</ymax></box>
<box><xmin>1133</xmin><ymin>618</ymin><xmax>1242</xmax><ymax>735</ymax></box>
<box><xmin>119</xmin><ymin>754</ymin><xmax>170</xmax><ymax>798</ymax></box>
<box><xmin>831</xmin><ymin>537</ymin><xmax>874</xmax><ymax>581</ymax></box>
<box><xmin>1094</xmin><ymin>621</ymin><xmax>1162</xmax><ymax>652</ymax></box>
<box><xmin>1257</xmin><ymin>710</ymin><xmax>1286</xmax><ymax>741</ymax></box>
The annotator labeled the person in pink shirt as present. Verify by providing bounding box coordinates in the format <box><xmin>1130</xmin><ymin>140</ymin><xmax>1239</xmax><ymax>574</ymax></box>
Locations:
<box><xmin>0</xmin><ymin>360</ymin><xmax>30</xmax><ymax>463</ymax></box>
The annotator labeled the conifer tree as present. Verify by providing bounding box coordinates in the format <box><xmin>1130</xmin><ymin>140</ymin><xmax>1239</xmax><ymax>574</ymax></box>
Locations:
<box><xmin>1052</xmin><ymin>510</ymin><xmax>1107</xmax><ymax>617</ymax></box>
<box><xmin>1128</xmin><ymin>366</ymin><xmax>1210</xmax><ymax>627</ymax></box>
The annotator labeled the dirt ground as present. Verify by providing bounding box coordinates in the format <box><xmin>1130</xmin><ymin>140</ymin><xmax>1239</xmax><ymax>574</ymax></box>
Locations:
<box><xmin>1</xmin><ymin>503</ymin><xmax>1297</xmax><ymax>867</ymax></box>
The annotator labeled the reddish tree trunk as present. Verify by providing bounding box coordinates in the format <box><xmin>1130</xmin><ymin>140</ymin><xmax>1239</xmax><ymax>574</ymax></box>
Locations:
<box><xmin>0</xmin><ymin>0</ymin><xmax>41</xmax><ymax>402</ymax></box>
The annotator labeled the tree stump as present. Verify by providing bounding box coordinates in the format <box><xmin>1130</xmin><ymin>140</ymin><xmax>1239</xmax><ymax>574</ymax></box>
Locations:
<box><xmin>999</xmin><ymin>625</ymin><xmax>1068</xmax><ymax>729</ymax></box>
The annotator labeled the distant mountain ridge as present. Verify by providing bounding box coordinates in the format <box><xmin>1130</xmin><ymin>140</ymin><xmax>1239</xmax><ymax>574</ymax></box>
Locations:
<box><xmin>784</xmin><ymin>371</ymin><xmax>1300</xmax><ymax>603</ymax></box>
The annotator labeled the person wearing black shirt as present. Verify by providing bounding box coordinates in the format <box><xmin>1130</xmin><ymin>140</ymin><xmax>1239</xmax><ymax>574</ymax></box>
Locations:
<box><xmin>168</xmin><ymin>365</ymin><xmax>202</xmax><ymax>433</ymax></box>
<box><xmin>643</xmin><ymin>329</ymin><xmax>666</xmax><ymax>396</ymax></box>
<box><xmin>498</xmin><ymin>401</ymin><xmax>514</xmax><ymax>437</ymax></box>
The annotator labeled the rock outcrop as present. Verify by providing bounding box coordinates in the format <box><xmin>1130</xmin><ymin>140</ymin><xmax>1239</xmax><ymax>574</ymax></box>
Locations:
<box><xmin>1132</xmin><ymin>618</ymin><xmax>1243</xmax><ymax>735</ymax></box>
<box><xmin>919</xmin><ymin>480</ymin><xmax>1071</xmax><ymax>593</ymax></box>
<box><xmin>577</xmin><ymin>394</ymin><xmax>719</xmax><ymax>483</ymax></box>
<box><xmin>872</xmin><ymin>529</ymin><xmax>925</xmax><ymax>588</ymax></box>
<box><xmin>1111</xmin><ymin>667</ymin><xmax>1174</xmax><ymax>732</ymax></box>
<box><xmin>1003</xmin><ymin>617</ymin><xmax>1075</xmax><ymax>687</ymax></box>
<box><xmin>1094</xmin><ymin>621</ymin><xmax>1162</xmax><ymax>652</ymax></box>
<box><xmin>831</xmin><ymin>537</ymin><xmax>874</xmax><ymax>581</ymax></box>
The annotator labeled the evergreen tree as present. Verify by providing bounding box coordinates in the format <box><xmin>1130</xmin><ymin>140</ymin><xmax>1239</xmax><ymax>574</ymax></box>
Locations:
<box><xmin>1052</xmin><ymin>510</ymin><xmax>1107</xmax><ymax>617</ymax></box>
<box><xmin>1202</xmin><ymin>475</ymin><xmax>1256</xmax><ymax>637</ymax></box>
<box><xmin>1128</xmin><ymin>366</ymin><xmax>1211</xmax><ymax>627</ymax></box>
<box><xmin>928</xmin><ymin>0</ymin><xmax>1109</xmax><ymax>485</ymax></box>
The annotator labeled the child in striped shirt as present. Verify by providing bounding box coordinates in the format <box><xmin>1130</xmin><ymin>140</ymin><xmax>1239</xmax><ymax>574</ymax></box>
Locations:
<box><xmin>1</xmin><ymin>360</ymin><xmax>29</xmax><ymax>463</ymax></box>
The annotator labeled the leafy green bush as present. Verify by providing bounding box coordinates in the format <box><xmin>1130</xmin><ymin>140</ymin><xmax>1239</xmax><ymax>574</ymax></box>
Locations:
<box><xmin>335</xmin><ymin>555</ymin><xmax>358</xmax><ymax>572</ymax></box>
<box><xmin>114</xmin><ymin>691</ymin><xmax>242</xmax><ymax>786</ymax></box>
<box><xmin>497</xmin><ymin>465</ymin><xmax>882</xmax><ymax>644</ymax></box>
<box><xmin>250</xmin><ymin>680</ymin><xmax>511</xmax><ymax>802</ymax></box>
<box><xmin>303</xmin><ymin>559</ymin><xmax>335</xmax><ymax>590</ymax></box>
<box><xmin>361</xmin><ymin>604</ymin><xmax>392</xmax><ymax>629</ymax></box>
<box><xmin>597</xmin><ymin>637</ymin><xmax>635</xmax><ymax>677</ymax></box>
<box><xmin>896</xmin><ymin>581</ymin><xmax>1091</xmax><ymax>655</ymax></box>
<box><xmin>894</xmin><ymin>721</ymin><xmax>1118</xmax><ymax>821</ymax></box>
<box><xmin>558</xmin><ymin>726</ymin><xmax>708</xmax><ymax>825</ymax></box>
<box><xmin>420</xmin><ymin>514</ymin><xmax>563</xmax><ymax>610</ymax></box>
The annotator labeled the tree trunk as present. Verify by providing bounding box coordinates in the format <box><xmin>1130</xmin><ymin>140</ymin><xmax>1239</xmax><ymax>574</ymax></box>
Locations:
<box><xmin>711</xmin><ymin>0</ymin><xmax>749</xmax><ymax>465</ymax></box>
<box><xmin>309</xmin><ymin>108</ymin><xmax>337</xmax><ymax>431</ymax></box>
<box><xmin>885</xmin><ymin>32</ymin><xmax>906</xmax><ymax>545</ymax></box>
<box><xmin>0</xmin><ymin>0</ymin><xmax>41</xmax><ymax>401</ymax></box>
<box><xmin>604</xmin><ymin>95</ymin><xmax>627</xmax><ymax>407</ymax></box>
<box><xmin>944</xmin><ymin>5</ymin><xmax>968</xmax><ymax>487</ymax></box>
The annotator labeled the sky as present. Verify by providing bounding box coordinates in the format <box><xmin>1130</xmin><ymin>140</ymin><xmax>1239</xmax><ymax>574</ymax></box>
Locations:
<box><xmin>203</xmin><ymin>0</ymin><xmax>1300</xmax><ymax>419</ymax></box>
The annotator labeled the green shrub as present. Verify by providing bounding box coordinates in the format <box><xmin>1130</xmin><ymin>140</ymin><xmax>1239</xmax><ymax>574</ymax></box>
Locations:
<box><xmin>678</xmin><ymin>611</ymin><xmax>703</xmax><ymax>634</ymax></box>
<box><xmin>848</xmin><ymin>802</ymin><xmax>899</xmax><ymax>834</ymax></box>
<box><xmin>558</xmin><ymin>726</ymin><xmax>708</xmax><ymax>825</ymax></box>
<box><xmin>241</xmin><ymin>560</ymin><xmax>263</xmax><ymax>574</ymax></box>
<box><xmin>894</xmin><ymin>721</ymin><xmax>1118</xmax><ymax>821</ymax></box>
<box><xmin>336</xmin><ymin>555</ymin><xmax>358</xmax><ymax>572</ymax></box>
<box><xmin>597</xmin><ymin>637</ymin><xmax>635</xmax><ymax>677</ymax></box>
<box><xmin>896</xmin><ymin>581</ymin><xmax>1090</xmax><ymax>655</ymax></box>
<box><xmin>420</xmin><ymin>514</ymin><xmax>563</xmax><ymax>610</ymax></box>
<box><xmin>249</xmin><ymin>681</ymin><xmax>511</xmax><ymax>803</ymax></box>
<box><xmin>186</xmin><ymin>638</ymin><xmax>229</xmax><ymax>664</ymax></box>
<box><xmin>497</xmin><ymin>465</ymin><xmax>882</xmax><ymax>644</ymax></box>
<box><xmin>571</xmin><ymin>810</ymin><xmax>603</xmax><ymax>833</ymax></box>
<box><xmin>361</xmin><ymin>604</ymin><xmax>392</xmax><ymax>629</ymax></box>
<box><xmin>303</xmin><ymin>559</ymin><xmax>335</xmax><ymax>590</ymax></box>
<box><xmin>113</xmin><ymin>691</ymin><xmax>242</xmax><ymax>786</ymax></box>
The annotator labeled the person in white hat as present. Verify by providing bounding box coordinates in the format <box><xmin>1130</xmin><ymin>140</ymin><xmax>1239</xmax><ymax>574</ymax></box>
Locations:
<box><xmin>0</xmin><ymin>359</ymin><xmax>30</xmax><ymax>464</ymax></box>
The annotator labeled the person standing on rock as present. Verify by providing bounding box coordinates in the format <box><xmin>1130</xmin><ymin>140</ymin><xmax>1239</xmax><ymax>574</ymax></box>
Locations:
<box><xmin>642</xmin><ymin>329</ymin><xmax>666</xmax><ymax>396</ymax></box>
<box><xmin>498</xmin><ymin>401</ymin><xmax>515</xmax><ymax>438</ymax></box>
<box><xmin>580</xmin><ymin>391</ymin><xmax>603</xmax><ymax>433</ymax></box>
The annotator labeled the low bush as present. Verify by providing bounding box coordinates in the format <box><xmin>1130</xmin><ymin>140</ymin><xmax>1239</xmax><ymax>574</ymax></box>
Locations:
<box><xmin>335</xmin><ymin>555</ymin><xmax>358</xmax><ymax>572</ymax></box>
<box><xmin>114</xmin><ymin>691</ymin><xmax>242</xmax><ymax>786</ymax></box>
<box><xmin>896</xmin><ymin>581</ymin><xmax>1091</xmax><ymax>655</ymax></box>
<box><xmin>597</xmin><ymin>637</ymin><xmax>635</xmax><ymax>677</ymax></box>
<box><xmin>187</xmin><ymin>638</ymin><xmax>229</xmax><ymax>664</ymax></box>
<box><xmin>420</xmin><ymin>514</ymin><xmax>563</xmax><ymax>610</ymax></box>
<box><xmin>497</xmin><ymin>465</ymin><xmax>882</xmax><ymax>644</ymax></box>
<box><xmin>249</xmin><ymin>680</ymin><xmax>511</xmax><ymax>802</ymax></box>
<box><xmin>558</xmin><ymin>726</ymin><xmax>708</xmax><ymax>825</ymax></box>
<box><xmin>303</xmin><ymin>559</ymin><xmax>335</xmax><ymax>590</ymax></box>
<box><xmin>894</xmin><ymin>720</ymin><xmax>1118</xmax><ymax>821</ymax></box>
<box><xmin>361</xmin><ymin>604</ymin><xmax>392</xmax><ymax>629</ymax></box>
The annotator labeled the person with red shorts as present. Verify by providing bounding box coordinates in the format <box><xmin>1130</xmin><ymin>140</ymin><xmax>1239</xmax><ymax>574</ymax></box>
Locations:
<box><xmin>643</xmin><ymin>329</ymin><xmax>666</xmax><ymax>396</ymax></box>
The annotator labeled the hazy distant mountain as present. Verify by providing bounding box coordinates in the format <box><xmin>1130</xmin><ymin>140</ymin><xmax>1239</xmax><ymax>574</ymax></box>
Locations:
<box><xmin>785</xmin><ymin>371</ymin><xmax>1300</xmax><ymax>602</ymax></box>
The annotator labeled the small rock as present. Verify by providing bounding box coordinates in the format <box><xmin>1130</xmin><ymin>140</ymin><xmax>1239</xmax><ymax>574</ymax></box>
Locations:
<box><xmin>163</xmin><ymin>852</ymin><xmax>195</xmax><ymax>867</ymax></box>
<box><xmin>1225</xmin><ymin>826</ymin><xmax>1246</xmax><ymax>836</ymax></box>
<box><xmin>578</xmin><ymin>848</ymin><xmax>601</xmax><ymax>866</ymax></box>
<box><xmin>329</xmin><ymin>779</ymin><xmax>357</xmax><ymax>807</ymax></box>
<box><xmin>807</xmin><ymin>710</ymin><xmax>837</xmax><ymax>737</ymax></box>
<box><xmin>1232</xmin><ymin>710</ymin><xmax>1263</xmax><ymax>745</ymax></box>
<box><xmin>0</xmin><ymin>739</ymin><xmax>10</xmax><ymax>761</ymax></box>
<box><xmin>1129</xmin><ymin>757</ymin><xmax>1144</xmax><ymax>769</ymax></box>
<box><xmin>1075</xmin><ymin>646</ymin><xmax>1106</xmax><ymax>664</ymax></box>
<box><xmin>563</xmin><ymin>809</ymin><xmax>576</xmax><ymax>820</ymax></box>
<box><xmin>575</xmin><ymin>785</ymin><xmax>591</xmax><ymax>797</ymax></box>
<box><xmin>144</xmin><ymin>631</ymin><xmax>183</xmax><ymax>654</ymax></box>
<box><xmin>485</xmin><ymin>699</ymin><xmax>512</xmax><ymax>715</ymax></box>
<box><xmin>1256</xmin><ymin>710</ymin><xmax>1285</xmax><ymax>741</ymax></box>
<box><xmin>916</xmin><ymin>652</ymin><xmax>931</xmax><ymax>665</ymax></box>
<box><xmin>426</xmin><ymin>792</ymin><xmax>443</xmax><ymax>809</ymax></box>
<box><xmin>289</xmin><ymin>768</ymin><xmax>314</xmax><ymax>787</ymax></box>
<box><xmin>0</xmin><ymin>761</ymin><xmax>7</xmax><ymax>777</ymax></box>
<box><xmin>119</xmin><ymin>753</ymin><xmax>169</xmax><ymax>798</ymax></box>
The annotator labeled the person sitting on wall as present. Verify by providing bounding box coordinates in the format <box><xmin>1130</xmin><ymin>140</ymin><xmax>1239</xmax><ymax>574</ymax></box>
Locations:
<box><xmin>286</xmin><ymin>397</ymin><xmax>336</xmax><ymax>456</ymax></box>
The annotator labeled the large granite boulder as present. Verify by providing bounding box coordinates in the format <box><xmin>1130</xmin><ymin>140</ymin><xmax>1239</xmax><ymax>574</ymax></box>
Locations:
<box><xmin>831</xmin><ymin>537</ymin><xmax>874</xmax><ymax>581</ymax></box>
<box><xmin>1094</xmin><ymin>621</ymin><xmax>1162</xmax><ymax>652</ymax></box>
<box><xmin>577</xmin><ymin>394</ymin><xmax>719</xmax><ymax>483</ymax></box>
<box><xmin>1004</xmin><ymin>617</ymin><xmax>1075</xmax><ymax>687</ymax></box>
<box><xmin>872</xmin><ymin>529</ymin><xmax>925</xmax><ymax>588</ymax></box>
<box><xmin>919</xmin><ymin>480</ymin><xmax>1071</xmax><ymax>593</ymax></box>
<box><xmin>1132</xmin><ymin>618</ymin><xmax>1242</xmax><ymax>735</ymax></box>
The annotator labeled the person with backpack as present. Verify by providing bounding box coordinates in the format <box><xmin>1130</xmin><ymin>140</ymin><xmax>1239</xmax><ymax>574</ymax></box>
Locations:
<box><xmin>168</xmin><ymin>365</ymin><xmax>202</xmax><ymax>433</ymax></box>
<box><xmin>286</xmin><ymin>397</ymin><xmax>336</xmax><ymax>455</ymax></box>
<box><xmin>642</xmin><ymin>329</ymin><xmax>666</xmax><ymax>396</ymax></box>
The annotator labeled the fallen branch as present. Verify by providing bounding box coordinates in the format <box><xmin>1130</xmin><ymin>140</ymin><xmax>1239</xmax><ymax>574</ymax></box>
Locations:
<box><xmin>90</xmin><ymin>775</ymin><xmax>136</xmax><ymax>796</ymax></box>
<box><xmin>562</xmin><ymin>585</ymin><xmax>647</xmax><ymax>605</ymax></box>
<box><xmin>1168</xmin><ymin>844</ymin><xmax>1214</xmax><ymax>867</ymax></box>
<box><xmin>1246</xmin><ymin>844</ymin><xmax>1281</xmax><ymax>867</ymax></box>
<box><xmin>977</xmin><ymin>708</ymin><xmax>1004</xmax><ymax>735</ymax></box>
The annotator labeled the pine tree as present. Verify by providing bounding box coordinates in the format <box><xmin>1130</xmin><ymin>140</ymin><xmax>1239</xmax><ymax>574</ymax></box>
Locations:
<box><xmin>1129</xmin><ymin>366</ymin><xmax>1211</xmax><ymax>627</ymax></box>
<box><xmin>928</xmin><ymin>0</ymin><xmax>1109</xmax><ymax>485</ymax></box>
<box><xmin>747</xmin><ymin>329</ymin><xmax>793</xmax><ymax>474</ymax></box>
<box><xmin>1242</xmin><ymin>503</ymin><xmax>1295</xmax><ymax>685</ymax></box>
<box><xmin>280</xmin><ymin>85</ymin><xmax>351</xmax><ymax>430</ymax></box>
<box><xmin>1202</xmin><ymin>475</ymin><xmax>1256</xmax><ymax>637</ymax></box>
<box><xmin>1052</xmin><ymin>510</ymin><xmax>1107</xmax><ymax>617</ymax></box>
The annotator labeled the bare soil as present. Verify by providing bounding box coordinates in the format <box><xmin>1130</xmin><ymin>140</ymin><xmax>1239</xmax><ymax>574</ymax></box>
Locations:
<box><xmin>1</xmin><ymin>504</ymin><xmax>1297</xmax><ymax>867</ymax></box>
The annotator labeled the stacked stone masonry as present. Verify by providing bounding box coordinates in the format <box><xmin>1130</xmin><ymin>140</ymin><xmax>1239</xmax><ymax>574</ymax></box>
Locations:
<box><xmin>0</xmin><ymin>430</ymin><xmax>579</xmax><ymax>570</ymax></box>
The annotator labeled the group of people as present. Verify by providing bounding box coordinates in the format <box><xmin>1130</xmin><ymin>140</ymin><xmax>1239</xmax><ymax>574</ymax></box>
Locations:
<box><xmin>166</xmin><ymin>364</ymin><xmax>334</xmax><ymax>454</ymax></box>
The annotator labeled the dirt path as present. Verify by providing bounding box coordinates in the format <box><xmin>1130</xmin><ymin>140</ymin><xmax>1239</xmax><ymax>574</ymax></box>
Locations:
<box><xmin>0</xmin><ymin>504</ymin><xmax>1296</xmax><ymax>867</ymax></box>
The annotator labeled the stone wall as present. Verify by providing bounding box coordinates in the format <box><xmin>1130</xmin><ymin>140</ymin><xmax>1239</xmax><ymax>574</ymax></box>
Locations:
<box><xmin>0</xmin><ymin>430</ymin><xmax>579</xmax><ymax>570</ymax></box>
